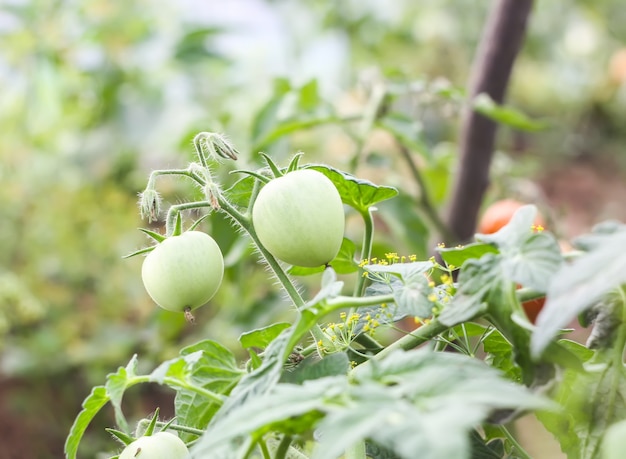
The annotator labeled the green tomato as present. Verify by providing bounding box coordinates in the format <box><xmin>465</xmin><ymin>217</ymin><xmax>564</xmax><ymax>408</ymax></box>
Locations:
<box><xmin>119</xmin><ymin>432</ymin><xmax>189</xmax><ymax>459</ymax></box>
<box><xmin>252</xmin><ymin>169</ymin><xmax>344</xmax><ymax>267</ymax></box>
<box><xmin>141</xmin><ymin>231</ymin><xmax>224</xmax><ymax>313</ymax></box>
<box><xmin>603</xmin><ymin>419</ymin><xmax>626</xmax><ymax>459</ymax></box>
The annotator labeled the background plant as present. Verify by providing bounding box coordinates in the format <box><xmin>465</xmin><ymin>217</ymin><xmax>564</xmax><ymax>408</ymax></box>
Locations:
<box><xmin>1</xmin><ymin>0</ymin><xmax>626</xmax><ymax>457</ymax></box>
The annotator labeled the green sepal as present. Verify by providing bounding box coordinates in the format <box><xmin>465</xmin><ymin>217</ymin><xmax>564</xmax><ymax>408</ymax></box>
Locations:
<box><xmin>138</xmin><ymin>228</ymin><xmax>166</xmax><ymax>243</ymax></box>
<box><xmin>122</xmin><ymin>246</ymin><xmax>155</xmax><ymax>259</ymax></box>
<box><xmin>259</xmin><ymin>152</ymin><xmax>283</xmax><ymax>178</ymax></box>
<box><xmin>144</xmin><ymin>408</ymin><xmax>160</xmax><ymax>436</ymax></box>
<box><xmin>287</xmin><ymin>152</ymin><xmax>304</xmax><ymax>172</ymax></box>
<box><xmin>105</xmin><ymin>428</ymin><xmax>135</xmax><ymax>446</ymax></box>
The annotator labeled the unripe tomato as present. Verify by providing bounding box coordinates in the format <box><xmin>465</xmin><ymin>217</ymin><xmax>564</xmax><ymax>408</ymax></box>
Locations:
<box><xmin>478</xmin><ymin>199</ymin><xmax>546</xmax><ymax>234</ymax></box>
<box><xmin>602</xmin><ymin>419</ymin><xmax>626</xmax><ymax>459</ymax></box>
<box><xmin>252</xmin><ymin>169</ymin><xmax>345</xmax><ymax>267</ymax></box>
<box><xmin>119</xmin><ymin>432</ymin><xmax>189</xmax><ymax>459</ymax></box>
<box><xmin>141</xmin><ymin>231</ymin><xmax>224</xmax><ymax>313</ymax></box>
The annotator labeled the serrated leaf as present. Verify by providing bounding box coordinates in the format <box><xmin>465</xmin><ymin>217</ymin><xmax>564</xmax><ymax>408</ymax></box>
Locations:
<box><xmin>319</xmin><ymin>349</ymin><xmax>551</xmax><ymax>459</ymax></box>
<box><xmin>281</xmin><ymin>352</ymin><xmax>350</xmax><ymax>384</ymax></box>
<box><xmin>538</xmin><ymin>361</ymin><xmax>626</xmax><ymax>459</ymax></box>
<box><xmin>532</xmin><ymin>231</ymin><xmax>626</xmax><ymax>357</ymax></box>
<box><xmin>193</xmin><ymin>377</ymin><xmax>346</xmax><ymax>455</ymax></box>
<box><xmin>364</xmin><ymin>262</ymin><xmax>435</xmax><ymax>318</ymax></box>
<box><xmin>239</xmin><ymin>322</ymin><xmax>292</xmax><ymax>349</ymax></box>
<box><xmin>289</xmin><ymin>238</ymin><xmax>358</xmax><ymax>276</ymax></box>
<box><xmin>167</xmin><ymin>341</ymin><xmax>243</xmax><ymax>438</ymax></box>
<box><xmin>473</xmin><ymin>93</ymin><xmax>548</xmax><ymax>132</ymax></box>
<box><xmin>64</xmin><ymin>386</ymin><xmax>109</xmax><ymax>459</ymax></box>
<box><xmin>307</xmin><ymin>165</ymin><xmax>398</xmax><ymax>213</ymax></box>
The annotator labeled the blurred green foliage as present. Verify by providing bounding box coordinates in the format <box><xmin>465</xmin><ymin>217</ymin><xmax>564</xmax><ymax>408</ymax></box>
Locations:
<box><xmin>0</xmin><ymin>0</ymin><xmax>625</xmax><ymax>457</ymax></box>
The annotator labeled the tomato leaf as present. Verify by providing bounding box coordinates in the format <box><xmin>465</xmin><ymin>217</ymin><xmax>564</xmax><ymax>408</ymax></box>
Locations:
<box><xmin>532</xmin><ymin>230</ymin><xmax>626</xmax><ymax>357</ymax></box>
<box><xmin>281</xmin><ymin>352</ymin><xmax>350</xmax><ymax>384</ymax></box>
<box><xmin>437</xmin><ymin>242</ymin><xmax>499</xmax><ymax>268</ymax></box>
<box><xmin>537</xmin><ymin>358</ymin><xmax>626</xmax><ymax>459</ymax></box>
<box><xmin>307</xmin><ymin>164</ymin><xmax>398</xmax><ymax>212</ymax></box>
<box><xmin>64</xmin><ymin>386</ymin><xmax>109</xmax><ymax>459</ymax></box>
<box><xmin>239</xmin><ymin>322</ymin><xmax>292</xmax><ymax>350</ymax></box>
<box><xmin>363</xmin><ymin>262</ymin><xmax>435</xmax><ymax>319</ymax></box>
<box><xmin>473</xmin><ymin>93</ymin><xmax>549</xmax><ymax>132</ymax></box>
<box><xmin>439</xmin><ymin>255</ymin><xmax>499</xmax><ymax>326</ymax></box>
<box><xmin>315</xmin><ymin>349</ymin><xmax>551</xmax><ymax>459</ymax></box>
<box><xmin>105</xmin><ymin>355</ymin><xmax>139</xmax><ymax>433</ymax></box>
<box><xmin>289</xmin><ymin>238</ymin><xmax>358</xmax><ymax>276</ymax></box>
<box><xmin>150</xmin><ymin>340</ymin><xmax>243</xmax><ymax>440</ymax></box>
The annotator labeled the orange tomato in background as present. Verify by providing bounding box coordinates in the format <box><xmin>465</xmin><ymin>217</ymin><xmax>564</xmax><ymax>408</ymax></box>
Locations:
<box><xmin>478</xmin><ymin>199</ymin><xmax>550</xmax><ymax>323</ymax></box>
<box><xmin>478</xmin><ymin>199</ymin><xmax>546</xmax><ymax>234</ymax></box>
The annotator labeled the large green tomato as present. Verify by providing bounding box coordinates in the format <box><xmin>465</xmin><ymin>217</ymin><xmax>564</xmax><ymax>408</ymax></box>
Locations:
<box><xmin>141</xmin><ymin>231</ymin><xmax>224</xmax><ymax>312</ymax></box>
<box><xmin>119</xmin><ymin>432</ymin><xmax>189</xmax><ymax>459</ymax></box>
<box><xmin>252</xmin><ymin>169</ymin><xmax>345</xmax><ymax>267</ymax></box>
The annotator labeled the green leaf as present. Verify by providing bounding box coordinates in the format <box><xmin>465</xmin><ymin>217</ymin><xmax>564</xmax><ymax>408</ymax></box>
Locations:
<box><xmin>174</xmin><ymin>28</ymin><xmax>225</xmax><ymax>62</ymax></box>
<box><xmin>298</xmin><ymin>79</ymin><xmax>320</xmax><ymax>112</ymax></box>
<box><xmin>476</xmin><ymin>205</ymin><xmax>563</xmax><ymax>292</ymax></box>
<box><xmin>364</xmin><ymin>262</ymin><xmax>435</xmax><ymax>318</ymax></box>
<box><xmin>538</xmin><ymin>360</ymin><xmax>626</xmax><ymax>459</ymax></box>
<box><xmin>251</xmin><ymin>77</ymin><xmax>291</xmax><ymax>147</ymax></box>
<box><xmin>377</xmin><ymin>114</ymin><xmax>430</xmax><ymax>159</ymax></box>
<box><xmin>319</xmin><ymin>349</ymin><xmax>551</xmax><ymax>459</ymax></box>
<box><xmin>532</xmin><ymin>231</ymin><xmax>626</xmax><ymax>357</ymax></box>
<box><xmin>307</xmin><ymin>164</ymin><xmax>398</xmax><ymax>213</ymax></box>
<box><xmin>439</xmin><ymin>254</ymin><xmax>499</xmax><ymax>326</ymax></box>
<box><xmin>482</xmin><ymin>328</ymin><xmax>521</xmax><ymax>383</ymax></box>
<box><xmin>438</xmin><ymin>243</ymin><xmax>499</xmax><ymax>269</ymax></box>
<box><xmin>473</xmin><ymin>93</ymin><xmax>548</xmax><ymax>132</ymax></box>
<box><xmin>193</xmin><ymin>377</ymin><xmax>346</xmax><ymax>455</ymax></box>
<box><xmin>224</xmin><ymin>174</ymin><xmax>257</xmax><ymax>209</ymax></box>
<box><xmin>64</xmin><ymin>386</ymin><xmax>109</xmax><ymax>459</ymax></box>
<box><xmin>289</xmin><ymin>238</ymin><xmax>359</xmax><ymax>276</ymax></box>
<box><xmin>572</xmin><ymin>220</ymin><xmax>626</xmax><ymax>251</ymax></box>
<box><xmin>164</xmin><ymin>341</ymin><xmax>243</xmax><ymax>439</ymax></box>
<box><xmin>281</xmin><ymin>352</ymin><xmax>350</xmax><ymax>384</ymax></box>
<box><xmin>239</xmin><ymin>322</ymin><xmax>292</xmax><ymax>350</ymax></box>
<box><xmin>105</xmin><ymin>355</ymin><xmax>139</xmax><ymax>433</ymax></box>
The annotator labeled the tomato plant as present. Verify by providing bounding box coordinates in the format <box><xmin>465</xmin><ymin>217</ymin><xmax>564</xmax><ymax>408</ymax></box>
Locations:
<box><xmin>65</xmin><ymin>131</ymin><xmax>626</xmax><ymax>459</ymax></box>
<box><xmin>119</xmin><ymin>432</ymin><xmax>189</xmax><ymax>459</ymax></box>
<box><xmin>141</xmin><ymin>231</ymin><xmax>224</xmax><ymax>315</ymax></box>
<box><xmin>252</xmin><ymin>168</ymin><xmax>345</xmax><ymax>267</ymax></box>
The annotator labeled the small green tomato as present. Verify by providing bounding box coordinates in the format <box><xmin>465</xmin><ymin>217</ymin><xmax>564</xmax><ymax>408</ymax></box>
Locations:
<box><xmin>119</xmin><ymin>432</ymin><xmax>189</xmax><ymax>459</ymax></box>
<box><xmin>252</xmin><ymin>169</ymin><xmax>345</xmax><ymax>267</ymax></box>
<box><xmin>141</xmin><ymin>231</ymin><xmax>224</xmax><ymax>314</ymax></box>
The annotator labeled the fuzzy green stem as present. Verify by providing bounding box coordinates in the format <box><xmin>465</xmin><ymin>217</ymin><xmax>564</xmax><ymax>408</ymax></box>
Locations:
<box><xmin>353</xmin><ymin>208</ymin><xmax>375</xmax><ymax>298</ymax></box>
<box><xmin>147</xmin><ymin>169</ymin><xmax>205</xmax><ymax>189</ymax></box>
<box><xmin>165</xmin><ymin>201</ymin><xmax>214</xmax><ymax>236</ymax></box>
<box><xmin>499</xmin><ymin>426</ymin><xmax>533</xmax><ymax>459</ymax></box>
<box><xmin>273</xmin><ymin>435</ymin><xmax>293</xmax><ymax>459</ymax></box>
<box><xmin>150</xmin><ymin>421</ymin><xmax>204</xmax><ymax>437</ymax></box>
<box><xmin>259</xmin><ymin>438</ymin><xmax>271</xmax><ymax>459</ymax></box>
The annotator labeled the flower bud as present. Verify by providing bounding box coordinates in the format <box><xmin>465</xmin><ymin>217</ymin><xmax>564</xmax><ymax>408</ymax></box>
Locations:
<box><xmin>138</xmin><ymin>189</ymin><xmax>162</xmax><ymax>223</ymax></box>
